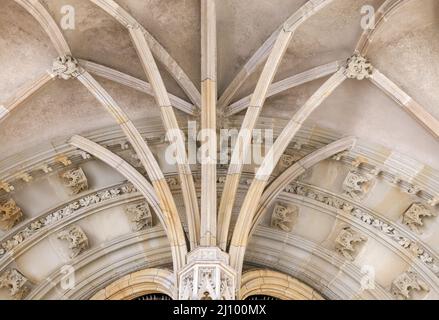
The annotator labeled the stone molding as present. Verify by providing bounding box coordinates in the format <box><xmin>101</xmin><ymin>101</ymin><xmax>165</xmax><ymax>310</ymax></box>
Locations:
<box><xmin>249</xmin><ymin>227</ymin><xmax>393</xmax><ymax>300</ymax></box>
<box><xmin>281</xmin><ymin>182</ymin><xmax>439</xmax><ymax>277</ymax></box>
<box><xmin>1</xmin><ymin>119</ymin><xmax>439</xmax><ymax>206</ymax></box>
<box><xmin>240</xmin><ymin>269</ymin><xmax>324</xmax><ymax>300</ymax></box>
<box><xmin>0</xmin><ymin>183</ymin><xmax>138</xmax><ymax>260</ymax></box>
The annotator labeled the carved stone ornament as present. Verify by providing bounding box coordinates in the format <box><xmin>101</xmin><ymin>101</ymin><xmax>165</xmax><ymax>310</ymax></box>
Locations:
<box><xmin>279</xmin><ymin>154</ymin><xmax>301</xmax><ymax>168</ymax></box>
<box><xmin>344</xmin><ymin>54</ymin><xmax>373</xmax><ymax>80</ymax></box>
<box><xmin>60</xmin><ymin>167</ymin><xmax>88</xmax><ymax>195</ymax></box>
<box><xmin>57</xmin><ymin>225</ymin><xmax>89</xmax><ymax>259</ymax></box>
<box><xmin>342</xmin><ymin>170</ymin><xmax>373</xmax><ymax>200</ymax></box>
<box><xmin>178</xmin><ymin>247</ymin><xmax>236</xmax><ymax>300</ymax></box>
<box><xmin>52</xmin><ymin>55</ymin><xmax>83</xmax><ymax>80</ymax></box>
<box><xmin>0</xmin><ymin>181</ymin><xmax>14</xmax><ymax>193</ymax></box>
<box><xmin>125</xmin><ymin>202</ymin><xmax>153</xmax><ymax>231</ymax></box>
<box><xmin>391</xmin><ymin>271</ymin><xmax>429</xmax><ymax>300</ymax></box>
<box><xmin>335</xmin><ymin>227</ymin><xmax>367</xmax><ymax>261</ymax></box>
<box><xmin>0</xmin><ymin>184</ymin><xmax>137</xmax><ymax>259</ymax></box>
<box><xmin>166</xmin><ymin>177</ymin><xmax>180</xmax><ymax>189</ymax></box>
<box><xmin>0</xmin><ymin>269</ymin><xmax>30</xmax><ymax>300</ymax></box>
<box><xmin>0</xmin><ymin>199</ymin><xmax>23</xmax><ymax>231</ymax></box>
<box><xmin>402</xmin><ymin>202</ymin><xmax>436</xmax><ymax>233</ymax></box>
<box><xmin>56</xmin><ymin>155</ymin><xmax>72</xmax><ymax>167</ymax></box>
<box><xmin>282</xmin><ymin>182</ymin><xmax>439</xmax><ymax>275</ymax></box>
<box><xmin>271</xmin><ymin>203</ymin><xmax>298</xmax><ymax>232</ymax></box>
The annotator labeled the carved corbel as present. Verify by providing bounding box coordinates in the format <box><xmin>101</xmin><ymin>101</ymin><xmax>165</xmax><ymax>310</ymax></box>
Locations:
<box><xmin>0</xmin><ymin>199</ymin><xmax>23</xmax><ymax>231</ymax></box>
<box><xmin>271</xmin><ymin>203</ymin><xmax>298</xmax><ymax>232</ymax></box>
<box><xmin>391</xmin><ymin>270</ymin><xmax>429</xmax><ymax>300</ymax></box>
<box><xmin>57</xmin><ymin>225</ymin><xmax>89</xmax><ymax>259</ymax></box>
<box><xmin>335</xmin><ymin>227</ymin><xmax>367</xmax><ymax>261</ymax></box>
<box><xmin>402</xmin><ymin>203</ymin><xmax>436</xmax><ymax>234</ymax></box>
<box><xmin>342</xmin><ymin>170</ymin><xmax>374</xmax><ymax>201</ymax></box>
<box><xmin>60</xmin><ymin>167</ymin><xmax>88</xmax><ymax>195</ymax></box>
<box><xmin>125</xmin><ymin>202</ymin><xmax>153</xmax><ymax>231</ymax></box>
<box><xmin>0</xmin><ymin>269</ymin><xmax>30</xmax><ymax>300</ymax></box>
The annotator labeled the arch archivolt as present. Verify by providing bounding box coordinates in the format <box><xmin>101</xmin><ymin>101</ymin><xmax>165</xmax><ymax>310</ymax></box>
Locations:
<box><xmin>240</xmin><ymin>269</ymin><xmax>324</xmax><ymax>300</ymax></box>
<box><xmin>90</xmin><ymin>268</ymin><xmax>175</xmax><ymax>300</ymax></box>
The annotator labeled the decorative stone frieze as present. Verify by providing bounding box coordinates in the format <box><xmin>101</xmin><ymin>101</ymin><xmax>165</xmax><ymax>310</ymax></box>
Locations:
<box><xmin>60</xmin><ymin>167</ymin><xmax>88</xmax><ymax>195</ymax></box>
<box><xmin>52</xmin><ymin>55</ymin><xmax>83</xmax><ymax>80</ymax></box>
<box><xmin>57</xmin><ymin>225</ymin><xmax>89</xmax><ymax>259</ymax></box>
<box><xmin>178</xmin><ymin>247</ymin><xmax>237</xmax><ymax>300</ymax></box>
<box><xmin>271</xmin><ymin>203</ymin><xmax>298</xmax><ymax>232</ymax></box>
<box><xmin>391</xmin><ymin>271</ymin><xmax>429</xmax><ymax>300</ymax></box>
<box><xmin>335</xmin><ymin>227</ymin><xmax>367</xmax><ymax>261</ymax></box>
<box><xmin>342</xmin><ymin>170</ymin><xmax>373</xmax><ymax>200</ymax></box>
<box><xmin>344</xmin><ymin>54</ymin><xmax>373</xmax><ymax>80</ymax></box>
<box><xmin>0</xmin><ymin>184</ymin><xmax>137</xmax><ymax>258</ymax></box>
<box><xmin>0</xmin><ymin>199</ymin><xmax>23</xmax><ymax>231</ymax></box>
<box><xmin>125</xmin><ymin>202</ymin><xmax>153</xmax><ymax>231</ymax></box>
<box><xmin>282</xmin><ymin>182</ymin><xmax>439</xmax><ymax>275</ymax></box>
<box><xmin>0</xmin><ymin>269</ymin><xmax>30</xmax><ymax>300</ymax></box>
<box><xmin>402</xmin><ymin>203</ymin><xmax>436</xmax><ymax>234</ymax></box>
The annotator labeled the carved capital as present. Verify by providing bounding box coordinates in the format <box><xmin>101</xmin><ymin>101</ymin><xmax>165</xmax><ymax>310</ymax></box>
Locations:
<box><xmin>335</xmin><ymin>227</ymin><xmax>367</xmax><ymax>261</ymax></box>
<box><xmin>0</xmin><ymin>269</ymin><xmax>30</xmax><ymax>300</ymax></box>
<box><xmin>52</xmin><ymin>55</ymin><xmax>83</xmax><ymax>80</ymax></box>
<box><xmin>57</xmin><ymin>225</ymin><xmax>89</xmax><ymax>259</ymax></box>
<box><xmin>271</xmin><ymin>203</ymin><xmax>298</xmax><ymax>232</ymax></box>
<box><xmin>391</xmin><ymin>271</ymin><xmax>429</xmax><ymax>300</ymax></box>
<box><xmin>125</xmin><ymin>202</ymin><xmax>153</xmax><ymax>231</ymax></box>
<box><xmin>0</xmin><ymin>199</ymin><xmax>23</xmax><ymax>231</ymax></box>
<box><xmin>344</xmin><ymin>54</ymin><xmax>373</xmax><ymax>80</ymax></box>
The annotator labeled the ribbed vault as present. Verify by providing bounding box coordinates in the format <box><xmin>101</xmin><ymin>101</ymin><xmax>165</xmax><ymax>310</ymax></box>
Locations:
<box><xmin>0</xmin><ymin>0</ymin><xmax>438</xmax><ymax>300</ymax></box>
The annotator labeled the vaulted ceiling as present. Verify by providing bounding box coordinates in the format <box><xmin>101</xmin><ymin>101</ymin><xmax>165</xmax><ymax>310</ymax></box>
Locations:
<box><xmin>0</xmin><ymin>0</ymin><xmax>438</xmax><ymax>300</ymax></box>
